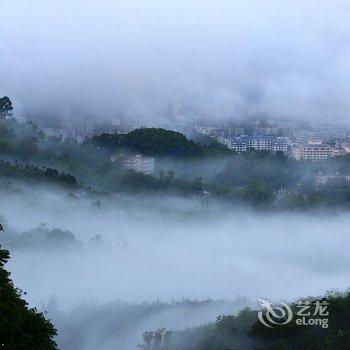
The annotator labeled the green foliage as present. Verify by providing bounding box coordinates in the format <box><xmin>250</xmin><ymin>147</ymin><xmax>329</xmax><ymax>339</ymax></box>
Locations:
<box><xmin>150</xmin><ymin>293</ymin><xmax>350</xmax><ymax>350</ymax></box>
<box><xmin>0</xmin><ymin>160</ymin><xmax>77</xmax><ymax>187</ymax></box>
<box><xmin>138</xmin><ymin>328</ymin><xmax>173</xmax><ymax>350</ymax></box>
<box><xmin>0</xmin><ymin>141</ymin><xmax>12</xmax><ymax>154</ymax></box>
<box><xmin>201</xmin><ymin>140</ymin><xmax>233</xmax><ymax>157</ymax></box>
<box><xmin>122</xmin><ymin>128</ymin><xmax>201</xmax><ymax>157</ymax></box>
<box><xmin>1</xmin><ymin>224</ymin><xmax>80</xmax><ymax>250</ymax></box>
<box><xmin>241</xmin><ymin>181</ymin><xmax>275</xmax><ymax>205</ymax></box>
<box><xmin>214</xmin><ymin>151</ymin><xmax>301</xmax><ymax>190</ymax></box>
<box><xmin>16</xmin><ymin>136</ymin><xmax>39</xmax><ymax>159</ymax></box>
<box><xmin>251</xmin><ymin>293</ymin><xmax>350</xmax><ymax>350</ymax></box>
<box><xmin>0</xmin><ymin>96</ymin><xmax>13</xmax><ymax>118</ymax></box>
<box><xmin>116</xmin><ymin>169</ymin><xmax>203</xmax><ymax>195</ymax></box>
<box><xmin>89</xmin><ymin>128</ymin><xmax>199</xmax><ymax>157</ymax></box>
<box><xmin>0</xmin><ymin>123</ymin><xmax>14</xmax><ymax>139</ymax></box>
<box><xmin>0</xmin><ymin>243</ymin><xmax>58</xmax><ymax>349</ymax></box>
<box><xmin>89</xmin><ymin>128</ymin><xmax>231</xmax><ymax>158</ymax></box>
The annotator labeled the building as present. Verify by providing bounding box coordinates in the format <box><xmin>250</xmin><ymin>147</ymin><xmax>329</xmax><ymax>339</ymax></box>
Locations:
<box><xmin>233</xmin><ymin>127</ymin><xmax>245</xmax><ymax>136</ymax></box>
<box><xmin>293</xmin><ymin>127</ymin><xmax>346</xmax><ymax>144</ymax></box>
<box><xmin>257</xmin><ymin>121</ymin><xmax>277</xmax><ymax>136</ymax></box>
<box><xmin>293</xmin><ymin>130</ymin><xmax>314</xmax><ymax>144</ymax></box>
<box><xmin>292</xmin><ymin>140</ymin><xmax>334</xmax><ymax>161</ymax></box>
<box><xmin>111</xmin><ymin>154</ymin><xmax>155</xmax><ymax>175</ymax></box>
<box><xmin>42</xmin><ymin>127</ymin><xmax>74</xmax><ymax>140</ymax></box>
<box><xmin>314</xmin><ymin>127</ymin><xmax>346</xmax><ymax>142</ymax></box>
<box><xmin>273</xmin><ymin>138</ymin><xmax>289</xmax><ymax>153</ymax></box>
<box><xmin>42</xmin><ymin>127</ymin><xmax>65</xmax><ymax>139</ymax></box>
<box><xmin>315</xmin><ymin>172</ymin><xmax>350</xmax><ymax>186</ymax></box>
<box><xmin>315</xmin><ymin>172</ymin><xmax>328</xmax><ymax>186</ymax></box>
<box><xmin>216</xmin><ymin>136</ymin><xmax>233</xmax><ymax>149</ymax></box>
<box><xmin>74</xmin><ymin>115</ymin><xmax>96</xmax><ymax>138</ymax></box>
<box><xmin>246</xmin><ymin>135</ymin><xmax>275</xmax><ymax>150</ymax></box>
<box><xmin>93</xmin><ymin>121</ymin><xmax>119</xmax><ymax>135</ymax></box>
<box><xmin>293</xmin><ymin>120</ymin><xmax>313</xmax><ymax>130</ymax></box>
<box><xmin>231</xmin><ymin>136</ymin><xmax>290</xmax><ymax>153</ymax></box>
<box><xmin>125</xmin><ymin>155</ymin><xmax>155</xmax><ymax>175</ymax></box>
<box><xmin>232</xmin><ymin>137</ymin><xmax>247</xmax><ymax>152</ymax></box>
<box><xmin>194</xmin><ymin>125</ymin><xmax>217</xmax><ymax>136</ymax></box>
<box><xmin>340</xmin><ymin>143</ymin><xmax>350</xmax><ymax>154</ymax></box>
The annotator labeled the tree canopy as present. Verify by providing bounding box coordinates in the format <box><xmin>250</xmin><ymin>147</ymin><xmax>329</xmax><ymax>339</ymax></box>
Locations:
<box><xmin>0</xmin><ymin>239</ymin><xmax>58</xmax><ymax>349</ymax></box>
<box><xmin>88</xmin><ymin>127</ymin><xmax>231</xmax><ymax>158</ymax></box>
<box><xmin>0</xmin><ymin>97</ymin><xmax>13</xmax><ymax>118</ymax></box>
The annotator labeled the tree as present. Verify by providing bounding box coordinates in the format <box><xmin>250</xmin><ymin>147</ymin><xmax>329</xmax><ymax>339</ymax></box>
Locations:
<box><xmin>138</xmin><ymin>328</ymin><xmax>172</xmax><ymax>350</ymax></box>
<box><xmin>0</xmin><ymin>96</ymin><xmax>13</xmax><ymax>118</ymax></box>
<box><xmin>88</xmin><ymin>128</ymin><xmax>206</xmax><ymax>158</ymax></box>
<box><xmin>241</xmin><ymin>181</ymin><xmax>275</xmax><ymax>205</ymax></box>
<box><xmin>0</xmin><ymin>224</ymin><xmax>58</xmax><ymax>349</ymax></box>
<box><xmin>16</xmin><ymin>136</ymin><xmax>39</xmax><ymax>158</ymax></box>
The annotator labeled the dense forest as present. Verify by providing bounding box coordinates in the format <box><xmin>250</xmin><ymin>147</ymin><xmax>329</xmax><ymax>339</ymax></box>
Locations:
<box><xmin>88</xmin><ymin>127</ymin><xmax>231</xmax><ymax>158</ymax></box>
<box><xmin>138</xmin><ymin>292</ymin><xmax>350</xmax><ymax>350</ymax></box>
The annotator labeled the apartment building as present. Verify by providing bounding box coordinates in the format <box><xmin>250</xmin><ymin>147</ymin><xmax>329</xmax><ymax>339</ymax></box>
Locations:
<box><xmin>292</xmin><ymin>140</ymin><xmax>334</xmax><ymax>161</ymax></box>
<box><xmin>293</xmin><ymin>127</ymin><xmax>346</xmax><ymax>144</ymax></box>
<box><xmin>231</xmin><ymin>136</ymin><xmax>289</xmax><ymax>153</ymax></box>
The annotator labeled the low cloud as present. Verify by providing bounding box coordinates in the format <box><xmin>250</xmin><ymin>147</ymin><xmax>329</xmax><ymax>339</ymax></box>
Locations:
<box><xmin>1</xmin><ymin>0</ymin><xmax>350</xmax><ymax>123</ymax></box>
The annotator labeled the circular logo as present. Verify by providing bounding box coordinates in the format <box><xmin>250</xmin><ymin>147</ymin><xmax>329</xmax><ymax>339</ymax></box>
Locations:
<box><xmin>258</xmin><ymin>298</ymin><xmax>293</xmax><ymax>328</ymax></box>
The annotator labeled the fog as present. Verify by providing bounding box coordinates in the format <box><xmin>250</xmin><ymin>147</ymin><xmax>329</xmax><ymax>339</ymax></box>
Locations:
<box><xmin>1</xmin><ymin>183</ymin><xmax>350</xmax><ymax>348</ymax></box>
<box><xmin>1</xmin><ymin>0</ymin><xmax>350</xmax><ymax>123</ymax></box>
<box><xmin>2</xmin><ymin>2</ymin><xmax>350</xmax><ymax>348</ymax></box>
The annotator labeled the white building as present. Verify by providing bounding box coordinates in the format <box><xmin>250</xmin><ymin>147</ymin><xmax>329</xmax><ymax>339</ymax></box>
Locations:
<box><xmin>111</xmin><ymin>154</ymin><xmax>155</xmax><ymax>175</ymax></box>
<box><xmin>273</xmin><ymin>138</ymin><xmax>289</xmax><ymax>153</ymax></box>
<box><xmin>194</xmin><ymin>125</ymin><xmax>217</xmax><ymax>136</ymax></box>
<box><xmin>231</xmin><ymin>136</ymin><xmax>289</xmax><ymax>153</ymax></box>
<box><xmin>292</xmin><ymin>140</ymin><xmax>334</xmax><ymax>161</ymax></box>
<box><xmin>232</xmin><ymin>138</ymin><xmax>247</xmax><ymax>152</ymax></box>
<box><xmin>125</xmin><ymin>155</ymin><xmax>155</xmax><ymax>175</ymax></box>
<box><xmin>246</xmin><ymin>136</ymin><xmax>275</xmax><ymax>150</ymax></box>
<box><xmin>216</xmin><ymin>136</ymin><xmax>233</xmax><ymax>149</ymax></box>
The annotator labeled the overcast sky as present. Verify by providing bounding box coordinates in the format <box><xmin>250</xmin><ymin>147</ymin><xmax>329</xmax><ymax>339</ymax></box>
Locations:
<box><xmin>1</xmin><ymin>0</ymin><xmax>350</xmax><ymax>123</ymax></box>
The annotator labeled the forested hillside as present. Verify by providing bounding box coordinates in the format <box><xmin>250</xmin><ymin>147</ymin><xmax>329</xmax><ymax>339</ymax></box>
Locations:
<box><xmin>3</xmin><ymin>113</ymin><xmax>350</xmax><ymax>208</ymax></box>
<box><xmin>88</xmin><ymin>127</ymin><xmax>231</xmax><ymax>157</ymax></box>
<box><xmin>139</xmin><ymin>292</ymin><xmax>350</xmax><ymax>350</ymax></box>
<box><xmin>0</xmin><ymin>234</ymin><xmax>57</xmax><ymax>349</ymax></box>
